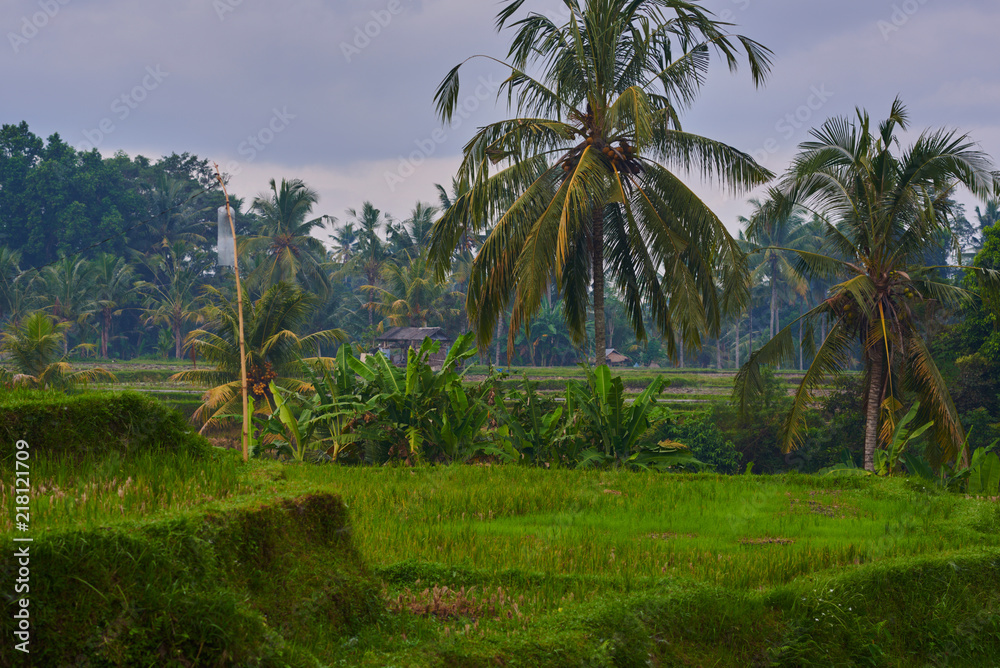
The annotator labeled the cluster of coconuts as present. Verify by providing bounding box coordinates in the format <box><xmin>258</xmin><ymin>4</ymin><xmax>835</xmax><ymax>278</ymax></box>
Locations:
<box><xmin>839</xmin><ymin>299</ymin><xmax>859</xmax><ymax>325</ymax></box>
<box><xmin>561</xmin><ymin>136</ymin><xmax>641</xmax><ymax>175</ymax></box>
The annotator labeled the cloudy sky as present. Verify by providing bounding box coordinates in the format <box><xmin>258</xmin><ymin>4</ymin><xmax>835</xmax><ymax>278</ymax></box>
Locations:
<box><xmin>3</xmin><ymin>0</ymin><xmax>998</xmax><ymax>241</ymax></box>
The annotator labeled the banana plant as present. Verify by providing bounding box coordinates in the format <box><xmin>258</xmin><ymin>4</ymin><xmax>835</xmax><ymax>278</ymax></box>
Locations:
<box><xmin>493</xmin><ymin>375</ymin><xmax>566</xmax><ymax>465</ymax></box>
<box><xmin>262</xmin><ymin>380</ymin><xmax>318</xmax><ymax>462</ymax></box>
<box><xmin>875</xmin><ymin>402</ymin><xmax>933</xmax><ymax>476</ymax></box>
<box><xmin>569</xmin><ymin>364</ymin><xmax>667</xmax><ymax>463</ymax></box>
<box><xmin>355</xmin><ymin>332</ymin><xmax>488</xmax><ymax>463</ymax></box>
<box><xmin>300</xmin><ymin>346</ymin><xmax>365</xmax><ymax>461</ymax></box>
<box><xmin>967</xmin><ymin>446</ymin><xmax>1000</xmax><ymax>497</ymax></box>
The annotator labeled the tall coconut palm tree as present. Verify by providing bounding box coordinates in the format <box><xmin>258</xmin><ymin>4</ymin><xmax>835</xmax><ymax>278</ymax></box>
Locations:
<box><xmin>346</xmin><ymin>202</ymin><xmax>392</xmax><ymax>328</ymax></box>
<box><xmin>734</xmin><ymin>99</ymin><xmax>1000</xmax><ymax>471</ymax></box>
<box><xmin>245</xmin><ymin>178</ymin><xmax>332</xmax><ymax>292</ymax></box>
<box><xmin>429</xmin><ymin>0</ymin><xmax>772</xmax><ymax>365</ymax></box>
<box><xmin>92</xmin><ymin>253</ymin><xmax>135</xmax><ymax>359</ymax></box>
<box><xmin>172</xmin><ymin>281</ymin><xmax>347</xmax><ymax>430</ymax></box>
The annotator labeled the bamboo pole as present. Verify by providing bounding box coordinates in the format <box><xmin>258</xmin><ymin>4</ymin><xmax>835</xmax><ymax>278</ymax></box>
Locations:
<box><xmin>213</xmin><ymin>164</ymin><xmax>250</xmax><ymax>462</ymax></box>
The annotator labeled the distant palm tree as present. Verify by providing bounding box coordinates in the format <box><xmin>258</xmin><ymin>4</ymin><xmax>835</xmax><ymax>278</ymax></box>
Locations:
<box><xmin>173</xmin><ymin>281</ymin><xmax>347</xmax><ymax>430</ymax></box>
<box><xmin>975</xmin><ymin>199</ymin><xmax>999</xmax><ymax>231</ymax></box>
<box><xmin>92</xmin><ymin>253</ymin><xmax>135</xmax><ymax>359</ymax></box>
<box><xmin>134</xmin><ymin>174</ymin><xmax>212</xmax><ymax>256</ymax></box>
<box><xmin>329</xmin><ymin>220</ymin><xmax>358</xmax><ymax>264</ymax></box>
<box><xmin>1</xmin><ymin>311</ymin><xmax>114</xmax><ymax>388</ymax></box>
<box><xmin>362</xmin><ymin>252</ymin><xmax>462</xmax><ymax>328</ymax></box>
<box><xmin>38</xmin><ymin>256</ymin><xmax>95</xmax><ymax>355</ymax></box>
<box><xmin>137</xmin><ymin>243</ymin><xmax>208</xmax><ymax>359</ymax></box>
<box><xmin>388</xmin><ymin>202</ymin><xmax>437</xmax><ymax>261</ymax></box>
<box><xmin>741</xmin><ymin>191</ymin><xmax>819</xmax><ymax>340</ymax></box>
<box><xmin>734</xmin><ymin>99</ymin><xmax>1000</xmax><ymax>471</ymax></box>
<box><xmin>346</xmin><ymin>202</ymin><xmax>391</xmax><ymax>328</ymax></box>
<box><xmin>245</xmin><ymin>178</ymin><xmax>331</xmax><ymax>292</ymax></box>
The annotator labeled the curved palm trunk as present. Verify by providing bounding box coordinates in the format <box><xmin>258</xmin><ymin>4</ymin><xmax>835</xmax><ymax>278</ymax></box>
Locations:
<box><xmin>592</xmin><ymin>207</ymin><xmax>606</xmax><ymax>367</ymax></box>
<box><xmin>864</xmin><ymin>345</ymin><xmax>885</xmax><ymax>471</ymax></box>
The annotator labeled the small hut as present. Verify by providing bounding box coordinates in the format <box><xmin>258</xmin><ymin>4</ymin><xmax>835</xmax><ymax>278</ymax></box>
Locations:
<box><xmin>604</xmin><ymin>348</ymin><xmax>631</xmax><ymax>367</ymax></box>
<box><xmin>375</xmin><ymin>327</ymin><xmax>452</xmax><ymax>367</ymax></box>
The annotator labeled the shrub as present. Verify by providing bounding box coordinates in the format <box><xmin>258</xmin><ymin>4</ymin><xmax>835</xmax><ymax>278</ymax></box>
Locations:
<box><xmin>642</xmin><ymin>412</ymin><xmax>741</xmax><ymax>474</ymax></box>
<box><xmin>0</xmin><ymin>390</ymin><xmax>210</xmax><ymax>461</ymax></box>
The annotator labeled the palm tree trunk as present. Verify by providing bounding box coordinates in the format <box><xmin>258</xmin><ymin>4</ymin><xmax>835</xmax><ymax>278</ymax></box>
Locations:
<box><xmin>770</xmin><ymin>276</ymin><xmax>777</xmax><ymax>339</ymax></box>
<box><xmin>716</xmin><ymin>335</ymin><xmax>722</xmax><ymax>370</ymax></box>
<box><xmin>102</xmin><ymin>309</ymin><xmax>111</xmax><ymax>359</ymax></box>
<box><xmin>771</xmin><ymin>260</ymin><xmax>779</xmax><ymax>370</ymax></box>
<box><xmin>864</xmin><ymin>345</ymin><xmax>885</xmax><ymax>472</ymax></box>
<box><xmin>174</xmin><ymin>320</ymin><xmax>183</xmax><ymax>359</ymax></box>
<box><xmin>735</xmin><ymin>319</ymin><xmax>740</xmax><ymax>368</ymax></box>
<box><xmin>592</xmin><ymin>207</ymin><xmax>606</xmax><ymax>367</ymax></box>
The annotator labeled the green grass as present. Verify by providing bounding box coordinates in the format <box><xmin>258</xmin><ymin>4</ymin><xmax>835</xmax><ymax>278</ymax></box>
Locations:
<box><xmin>4</xmin><ymin>447</ymin><xmax>997</xmax><ymax>665</ymax></box>
<box><xmin>0</xmin><ymin>450</ymin><xmax>250</xmax><ymax>533</ymax></box>
<box><xmin>272</xmin><ymin>466</ymin><xmax>998</xmax><ymax>589</ymax></box>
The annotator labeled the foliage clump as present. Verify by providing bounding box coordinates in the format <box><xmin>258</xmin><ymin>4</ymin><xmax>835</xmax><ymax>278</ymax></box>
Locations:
<box><xmin>0</xmin><ymin>390</ymin><xmax>210</xmax><ymax>460</ymax></box>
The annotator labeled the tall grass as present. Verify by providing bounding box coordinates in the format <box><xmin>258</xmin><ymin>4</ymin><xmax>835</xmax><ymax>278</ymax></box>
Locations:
<box><xmin>278</xmin><ymin>466</ymin><xmax>997</xmax><ymax>590</ymax></box>
<box><xmin>0</xmin><ymin>450</ymin><xmax>249</xmax><ymax>532</ymax></box>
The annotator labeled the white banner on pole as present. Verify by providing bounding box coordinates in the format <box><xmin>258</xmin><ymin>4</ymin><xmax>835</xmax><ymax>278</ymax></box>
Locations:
<box><xmin>218</xmin><ymin>206</ymin><xmax>235</xmax><ymax>267</ymax></box>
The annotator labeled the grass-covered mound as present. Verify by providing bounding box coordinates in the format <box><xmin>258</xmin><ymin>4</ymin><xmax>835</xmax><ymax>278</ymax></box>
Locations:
<box><xmin>0</xmin><ymin>389</ymin><xmax>210</xmax><ymax>459</ymax></box>
<box><xmin>3</xmin><ymin>447</ymin><xmax>998</xmax><ymax>666</ymax></box>
<box><xmin>0</xmin><ymin>489</ymin><xmax>379</xmax><ymax>667</ymax></box>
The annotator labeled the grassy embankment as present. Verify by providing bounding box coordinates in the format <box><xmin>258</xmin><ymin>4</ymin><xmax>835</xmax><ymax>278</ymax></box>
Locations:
<box><xmin>2</xmin><ymin>392</ymin><xmax>997</xmax><ymax>666</ymax></box>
